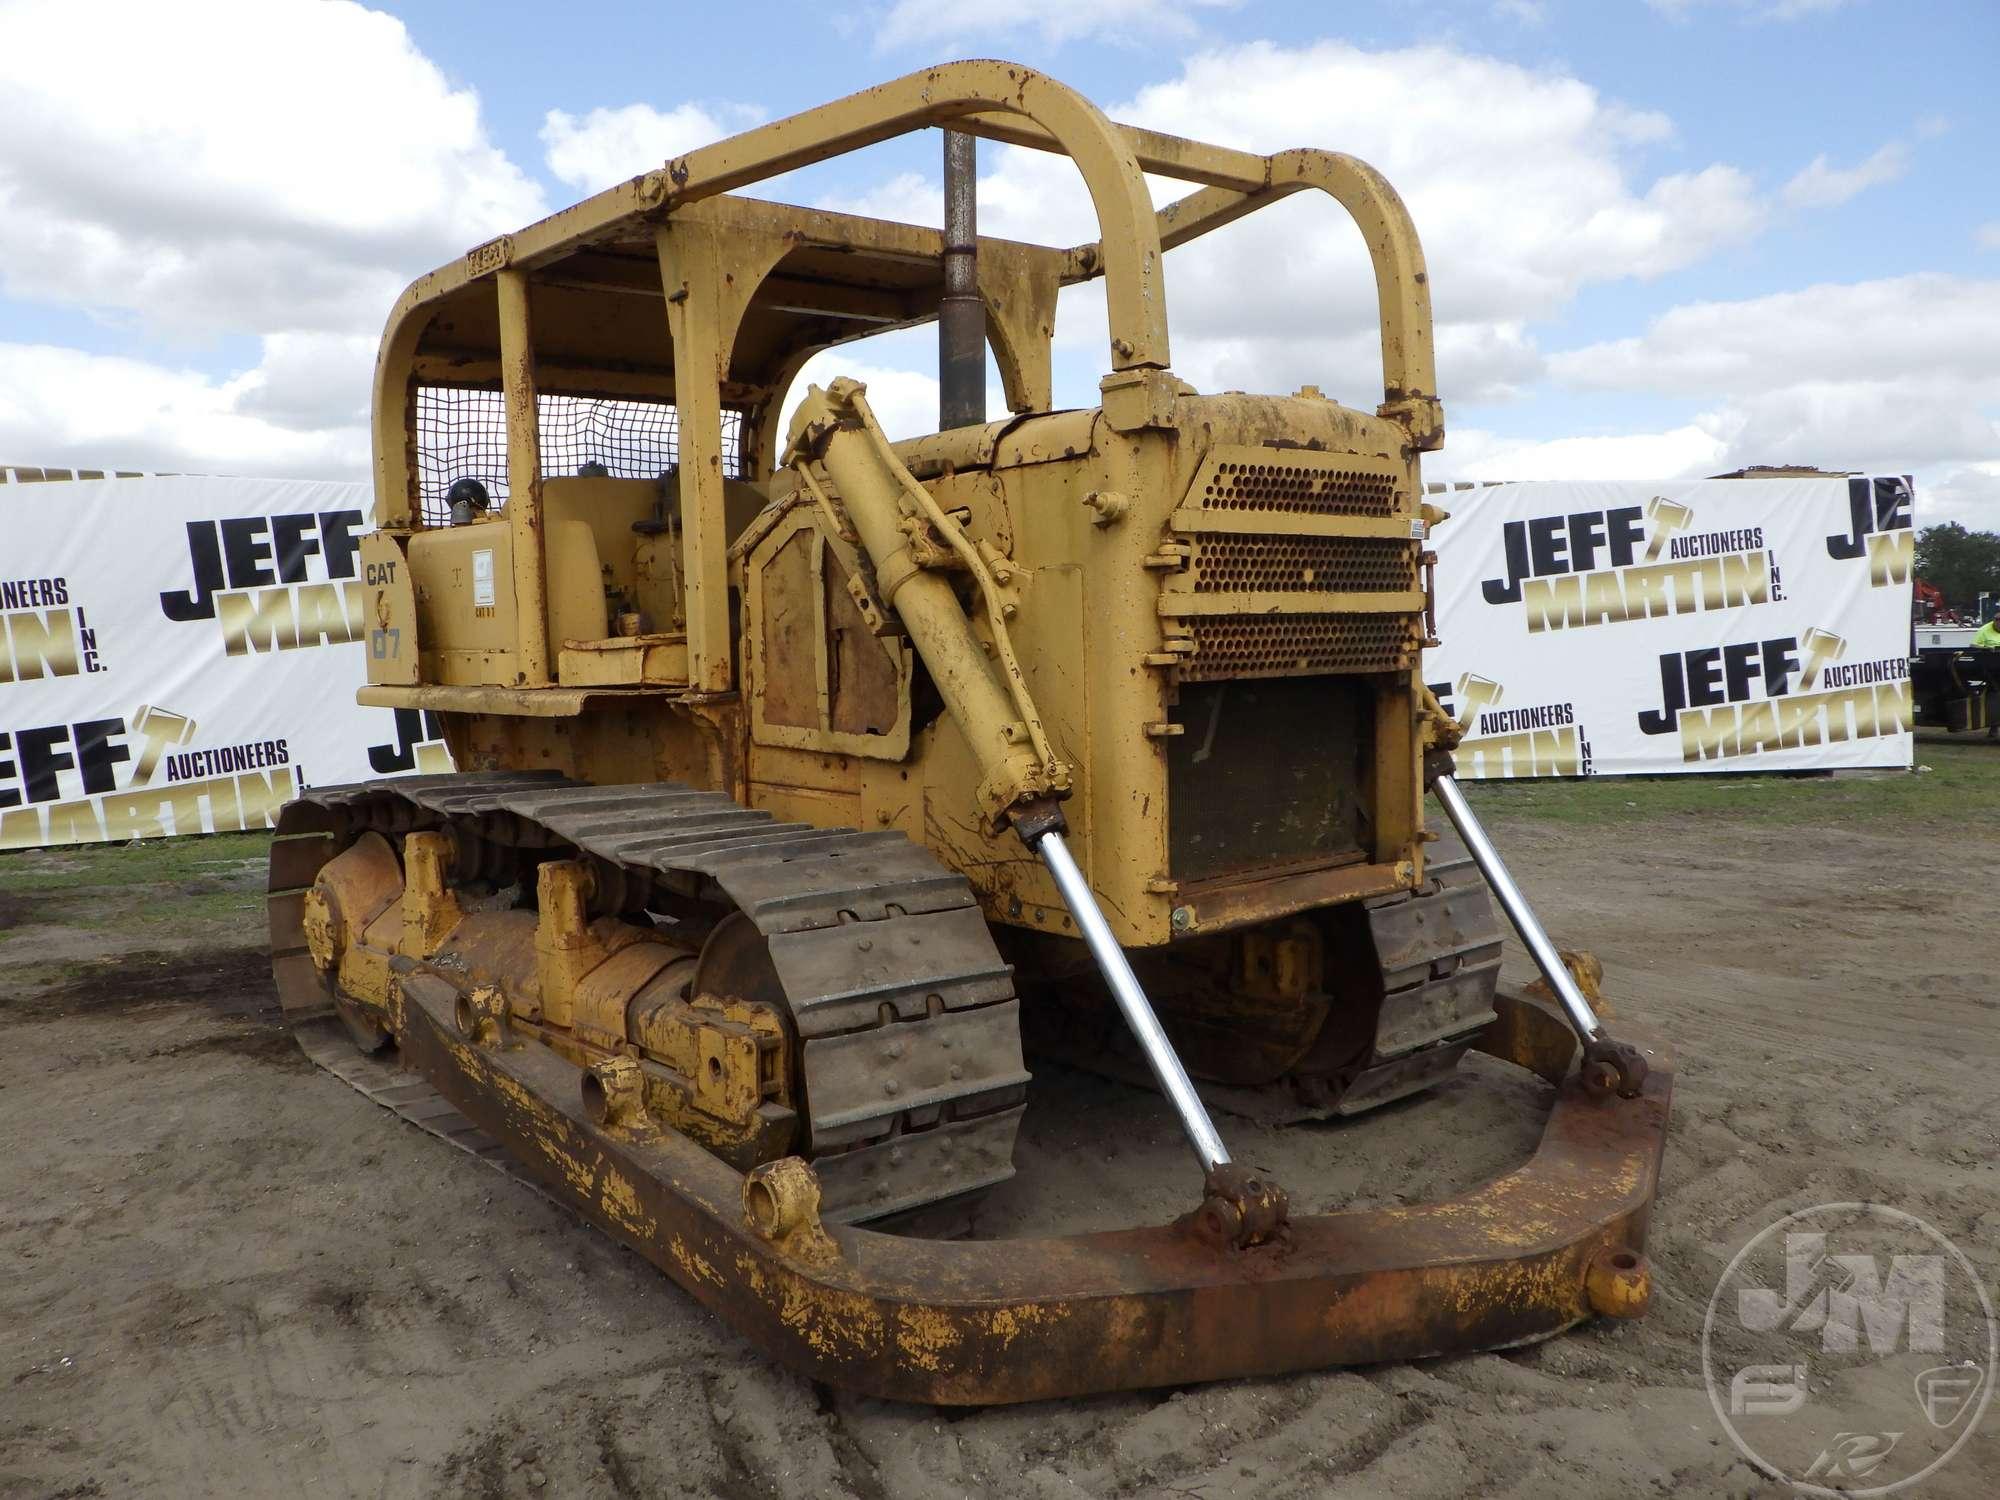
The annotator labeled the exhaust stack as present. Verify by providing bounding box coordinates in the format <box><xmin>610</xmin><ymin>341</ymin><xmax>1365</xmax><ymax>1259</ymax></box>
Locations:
<box><xmin>939</xmin><ymin>130</ymin><xmax>984</xmax><ymax>430</ymax></box>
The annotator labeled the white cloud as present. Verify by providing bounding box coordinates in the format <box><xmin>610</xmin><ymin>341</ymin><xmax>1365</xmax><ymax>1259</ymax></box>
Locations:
<box><xmin>819</xmin><ymin>49</ymin><xmax>1925</xmax><ymax>429</ymax></box>
<box><xmin>1492</xmin><ymin>0</ymin><xmax>1547</xmax><ymax>22</ymax></box>
<box><xmin>228</xmin><ymin>332</ymin><xmax>379</xmax><ymax>434</ymax></box>
<box><xmin>1432</xmin><ymin>424</ymin><xmax>1727</xmax><ymax>484</ymax></box>
<box><xmin>1547</xmin><ymin>275</ymin><xmax>2000</xmax><ymax>503</ymax></box>
<box><xmin>1165</xmin><ymin>320</ymin><xmax>1547</xmax><ymax>411</ymax></box>
<box><xmin>1432</xmin><ymin>419</ymin><xmax>1999</xmax><ymax>534</ymax></box>
<box><xmin>1976</xmin><ymin>223</ymin><xmax>2000</xmax><ymax>251</ymax></box>
<box><xmin>541</xmin><ymin>101</ymin><xmax>764</xmax><ymax>194</ymax></box>
<box><xmin>0</xmin><ymin>0</ymin><xmax>549</xmax><ymax>472</ymax></box>
<box><xmin>781</xmin><ymin>352</ymin><xmax>943</xmax><ymax>447</ymax></box>
<box><xmin>1112</xmin><ymin>41</ymin><xmax>1738</xmax><ymax>292</ymax></box>
<box><xmin>774</xmin><ymin>325</ymin><xmax>1023</xmax><ymax>445</ymax></box>
<box><xmin>0</xmin><ymin>0</ymin><xmax>543</xmax><ymax>341</ymax></box>
<box><xmin>0</xmin><ymin>6</ymin><xmax>1961</xmax><ymax>516</ymax></box>
<box><xmin>931</xmin><ymin>41</ymin><xmax>1763</xmax><ymax>407</ymax></box>
<box><xmin>1922</xmin><ymin>462</ymin><xmax>2000</xmax><ymax>530</ymax></box>
<box><xmin>0</xmin><ymin>342</ymin><xmax>369</xmax><ymax>478</ymax></box>
<box><xmin>815</xmin><ymin>172</ymin><xmax>942</xmax><ymax>228</ymax></box>
<box><xmin>1647</xmin><ymin>0</ymin><xmax>1853</xmax><ymax>19</ymax></box>
<box><xmin>1551</xmin><ymin>275</ymin><xmax>2000</xmax><ymax>398</ymax></box>
<box><xmin>875</xmin><ymin>0</ymin><xmax>1239</xmax><ymax>50</ymax></box>
<box><xmin>1419</xmin><ymin>419</ymin><xmax>1996</xmax><ymax>533</ymax></box>
<box><xmin>1420</xmin><ymin>274</ymin><xmax>2000</xmax><ymax>517</ymax></box>
<box><xmin>1780</xmin><ymin>142</ymin><xmax>1909</xmax><ymax>209</ymax></box>
<box><xmin>1693</xmin><ymin>385</ymin><xmax>2000</xmax><ymax>474</ymax></box>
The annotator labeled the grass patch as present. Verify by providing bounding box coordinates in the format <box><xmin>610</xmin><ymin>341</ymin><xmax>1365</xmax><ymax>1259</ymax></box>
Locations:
<box><xmin>135</xmin><ymin>886</ymin><xmax>267</xmax><ymax>927</ymax></box>
<box><xmin>1462</xmin><ymin>733</ymin><xmax>1994</xmax><ymax>828</ymax></box>
<box><xmin>0</xmin><ymin>831</ymin><xmax>273</xmax><ymax>894</ymax></box>
<box><xmin>0</xmin><ymin>953</ymin><xmax>124</xmax><ymax>1008</ymax></box>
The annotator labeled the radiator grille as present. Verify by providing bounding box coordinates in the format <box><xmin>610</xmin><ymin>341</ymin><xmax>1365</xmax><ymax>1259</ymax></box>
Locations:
<box><xmin>1190</xmin><ymin>534</ymin><xmax>1416</xmax><ymax>594</ymax></box>
<box><xmin>1199</xmin><ymin>460</ymin><xmax>1399</xmax><ymax>517</ymax></box>
<box><xmin>1181</xmin><ymin>613</ymin><xmax>1420</xmax><ymax>681</ymax></box>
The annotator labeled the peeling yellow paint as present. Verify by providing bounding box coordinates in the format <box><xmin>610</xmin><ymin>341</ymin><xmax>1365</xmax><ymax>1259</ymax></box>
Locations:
<box><xmin>769</xmin><ymin>1274</ymin><xmax>886</xmax><ymax>1360</ymax></box>
<box><xmin>893</xmin><ymin>1306</ymin><xmax>963</xmax><ymax>1372</ymax></box>
<box><xmin>982</xmin><ymin>1301</ymin><xmax>1066</xmax><ymax>1349</ymax></box>
<box><xmin>600</xmin><ymin>1170</ymin><xmax>658</xmax><ymax>1239</ymax></box>
<box><xmin>492</xmin><ymin>1072</ymin><xmax>538</xmax><ymax>1112</ymax></box>
<box><xmin>670</xmin><ymin>1234</ymin><xmax>728</xmax><ymax>1289</ymax></box>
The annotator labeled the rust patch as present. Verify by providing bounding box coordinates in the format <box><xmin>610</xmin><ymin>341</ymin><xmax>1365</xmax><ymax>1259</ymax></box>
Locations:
<box><xmin>385</xmin><ymin>967</ymin><xmax>1674</xmax><ymax>1404</ymax></box>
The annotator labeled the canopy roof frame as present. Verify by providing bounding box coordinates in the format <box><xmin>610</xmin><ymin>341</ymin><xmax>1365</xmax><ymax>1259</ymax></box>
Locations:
<box><xmin>372</xmin><ymin>59</ymin><xmax>1442</xmax><ymax>526</ymax></box>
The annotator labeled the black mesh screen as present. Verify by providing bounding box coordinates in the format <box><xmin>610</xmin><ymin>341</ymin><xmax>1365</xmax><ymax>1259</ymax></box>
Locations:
<box><xmin>414</xmin><ymin>386</ymin><xmax>744</xmax><ymax>526</ymax></box>
<box><xmin>1166</xmin><ymin>676</ymin><xmax>1370</xmax><ymax>883</ymax></box>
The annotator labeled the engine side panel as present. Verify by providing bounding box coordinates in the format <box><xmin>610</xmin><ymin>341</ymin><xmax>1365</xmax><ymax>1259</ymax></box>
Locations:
<box><xmin>736</xmin><ymin>391</ymin><xmax>1430</xmax><ymax>950</ymax></box>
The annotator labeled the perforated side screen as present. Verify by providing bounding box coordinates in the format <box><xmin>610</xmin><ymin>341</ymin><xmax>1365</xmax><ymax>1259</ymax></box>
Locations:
<box><xmin>1180</xmin><ymin>614</ymin><xmax>1421</xmax><ymax>681</ymax></box>
<box><xmin>1189</xmin><ymin>534</ymin><xmax>1417</xmax><ymax>594</ymax></box>
<box><xmin>1199</xmin><ymin>459</ymin><xmax>1399</xmax><ymax>517</ymax></box>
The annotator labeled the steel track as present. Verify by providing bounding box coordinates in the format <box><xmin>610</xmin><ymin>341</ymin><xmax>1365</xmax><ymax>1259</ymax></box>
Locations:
<box><xmin>1330</xmin><ymin>835</ymin><xmax>1507</xmax><ymax>1114</ymax></box>
<box><xmin>268</xmin><ymin>772</ymin><xmax>1027</xmax><ymax>1224</ymax></box>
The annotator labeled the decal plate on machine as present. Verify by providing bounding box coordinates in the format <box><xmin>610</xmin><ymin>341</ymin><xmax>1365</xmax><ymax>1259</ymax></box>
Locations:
<box><xmin>472</xmin><ymin>548</ymin><xmax>496</xmax><ymax>608</ymax></box>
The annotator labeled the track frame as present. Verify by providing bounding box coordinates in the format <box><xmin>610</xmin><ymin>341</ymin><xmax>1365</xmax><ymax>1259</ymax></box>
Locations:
<box><xmin>272</xmin><ymin>777</ymin><xmax>1671</xmax><ymax>1405</ymax></box>
<box><xmin>390</xmin><ymin>971</ymin><xmax>1671</xmax><ymax>1404</ymax></box>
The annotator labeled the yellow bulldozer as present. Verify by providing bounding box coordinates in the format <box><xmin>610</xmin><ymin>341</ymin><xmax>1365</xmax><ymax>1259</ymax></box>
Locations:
<box><xmin>268</xmin><ymin>62</ymin><xmax>1671</xmax><ymax>1403</ymax></box>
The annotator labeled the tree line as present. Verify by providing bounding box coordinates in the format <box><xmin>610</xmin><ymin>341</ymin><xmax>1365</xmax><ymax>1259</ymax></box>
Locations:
<box><xmin>1915</xmin><ymin>524</ymin><xmax>2000</xmax><ymax>612</ymax></box>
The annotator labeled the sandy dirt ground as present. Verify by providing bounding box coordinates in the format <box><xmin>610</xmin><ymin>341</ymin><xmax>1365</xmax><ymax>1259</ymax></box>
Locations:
<box><xmin>3</xmin><ymin>753</ymin><xmax>1997</xmax><ymax>1499</ymax></box>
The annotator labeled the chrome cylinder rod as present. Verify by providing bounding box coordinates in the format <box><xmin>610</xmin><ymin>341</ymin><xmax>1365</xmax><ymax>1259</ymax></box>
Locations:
<box><xmin>1431</xmin><ymin>773</ymin><xmax>1607</xmax><ymax>1045</ymax></box>
<box><xmin>1033</xmin><ymin>829</ymin><xmax>1231</xmax><ymax>1173</ymax></box>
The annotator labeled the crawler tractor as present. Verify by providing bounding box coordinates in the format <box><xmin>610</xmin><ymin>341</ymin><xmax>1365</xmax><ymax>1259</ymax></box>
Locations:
<box><xmin>270</xmin><ymin>63</ymin><xmax>1671</xmax><ymax>1403</ymax></box>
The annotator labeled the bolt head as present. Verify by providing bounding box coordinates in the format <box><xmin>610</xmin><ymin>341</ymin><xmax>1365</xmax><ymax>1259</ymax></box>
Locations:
<box><xmin>1171</xmin><ymin>905</ymin><xmax>1194</xmax><ymax>932</ymax></box>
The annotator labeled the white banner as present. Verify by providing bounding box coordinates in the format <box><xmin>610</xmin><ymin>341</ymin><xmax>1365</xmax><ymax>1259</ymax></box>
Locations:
<box><xmin>1</xmin><ymin>470</ymin><xmax>449</xmax><ymax>849</ymax></box>
<box><xmin>1424</xmin><ymin>475</ymin><xmax>1915</xmax><ymax>778</ymax></box>
<box><xmin>1</xmin><ymin>468</ymin><xmax>1918</xmax><ymax>846</ymax></box>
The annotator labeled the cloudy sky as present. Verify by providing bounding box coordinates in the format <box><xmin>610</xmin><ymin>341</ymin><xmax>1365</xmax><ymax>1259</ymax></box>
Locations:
<box><xmin>1</xmin><ymin>0</ymin><xmax>1994</xmax><ymax>526</ymax></box>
